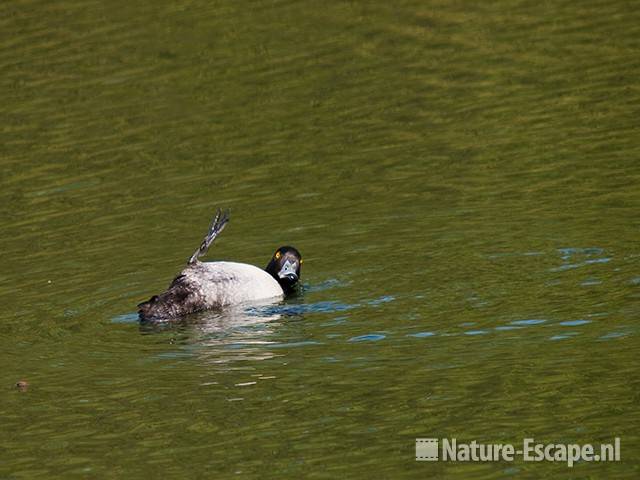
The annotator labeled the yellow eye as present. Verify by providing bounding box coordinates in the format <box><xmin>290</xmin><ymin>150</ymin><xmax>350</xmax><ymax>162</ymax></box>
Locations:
<box><xmin>300</xmin><ymin>258</ymin><xmax>303</xmax><ymax>264</ymax></box>
<box><xmin>275</xmin><ymin>251</ymin><xmax>281</xmax><ymax>259</ymax></box>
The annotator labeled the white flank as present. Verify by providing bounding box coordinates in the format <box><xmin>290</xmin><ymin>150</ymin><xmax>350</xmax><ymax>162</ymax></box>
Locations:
<box><xmin>184</xmin><ymin>261</ymin><xmax>284</xmax><ymax>307</ymax></box>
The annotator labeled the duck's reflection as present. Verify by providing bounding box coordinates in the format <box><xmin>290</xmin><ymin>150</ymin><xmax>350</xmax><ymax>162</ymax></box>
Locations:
<box><xmin>134</xmin><ymin>285</ymin><xmax>360</xmax><ymax>366</ymax></box>
<box><xmin>138</xmin><ymin>298</ymin><xmax>304</xmax><ymax>364</ymax></box>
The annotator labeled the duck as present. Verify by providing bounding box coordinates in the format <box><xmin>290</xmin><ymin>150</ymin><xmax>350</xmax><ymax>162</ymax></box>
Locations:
<box><xmin>138</xmin><ymin>209</ymin><xmax>302</xmax><ymax>321</ymax></box>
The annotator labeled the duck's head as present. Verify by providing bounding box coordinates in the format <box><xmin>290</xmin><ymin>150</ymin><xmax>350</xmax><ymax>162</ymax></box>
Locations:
<box><xmin>266</xmin><ymin>246</ymin><xmax>302</xmax><ymax>293</ymax></box>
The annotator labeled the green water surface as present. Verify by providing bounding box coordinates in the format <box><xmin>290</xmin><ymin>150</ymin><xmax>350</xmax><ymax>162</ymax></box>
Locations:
<box><xmin>1</xmin><ymin>0</ymin><xmax>639</xmax><ymax>478</ymax></box>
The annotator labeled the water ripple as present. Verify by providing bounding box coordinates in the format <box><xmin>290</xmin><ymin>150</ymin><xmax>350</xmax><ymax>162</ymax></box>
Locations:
<box><xmin>510</xmin><ymin>319</ymin><xmax>547</xmax><ymax>326</ymax></box>
<box><xmin>559</xmin><ymin>319</ymin><xmax>591</xmax><ymax>327</ymax></box>
<box><xmin>408</xmin><ymin>331</ymin><xmax>436</xmax><ymax>338</ymax></box>
<box><xmin>348</xmin><ymin>334</ymin><xmax>386</xmax><ymax>343</ymax></box>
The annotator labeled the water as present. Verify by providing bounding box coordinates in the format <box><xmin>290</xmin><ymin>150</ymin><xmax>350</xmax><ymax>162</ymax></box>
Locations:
<box><xmin>2</xmin><ymin>0</ymin><xmax>639</xmax><ymax>478</ymax></box>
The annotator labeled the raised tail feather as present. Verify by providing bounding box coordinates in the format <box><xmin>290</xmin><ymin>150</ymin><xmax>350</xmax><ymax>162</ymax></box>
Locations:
<box><xmin>187</xmin><ymin>208</ymin><xmax>230</xmax><ymax>265</ymax></box>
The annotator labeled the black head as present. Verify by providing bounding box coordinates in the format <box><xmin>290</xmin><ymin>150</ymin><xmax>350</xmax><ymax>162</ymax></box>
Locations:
<box><xmin>265</xmin><ymin>246</ymin><xmax>302</xmax><ymax>293</ymax></box>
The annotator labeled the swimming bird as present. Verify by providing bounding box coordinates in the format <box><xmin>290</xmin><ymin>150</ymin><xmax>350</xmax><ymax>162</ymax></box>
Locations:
<box><xmin>138</xmin><ymin>209</ymin><xmax>302</xmax><ymax>321</ymax></box>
